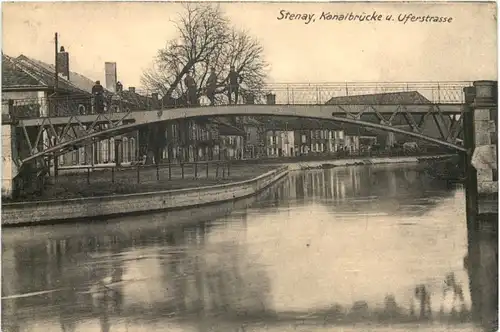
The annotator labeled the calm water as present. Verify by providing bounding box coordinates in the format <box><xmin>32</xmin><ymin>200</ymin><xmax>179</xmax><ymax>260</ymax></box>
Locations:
<box><xmin>2</xmin><ymin>164</ymin><xmax>482</xmax><ymax>332</ymax></box>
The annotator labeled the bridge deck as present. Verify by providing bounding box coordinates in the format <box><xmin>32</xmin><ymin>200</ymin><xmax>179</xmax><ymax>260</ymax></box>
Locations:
<box><xmin>17</xmin><ymin>103</ymin><xmax>465</xmax><ymax>127</ymax></box>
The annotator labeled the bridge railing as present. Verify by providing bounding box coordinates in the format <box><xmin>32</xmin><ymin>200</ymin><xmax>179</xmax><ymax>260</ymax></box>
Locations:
<box><xmin>131</xmin><ymin>81</ymin><xmax>471</xmax><ymax>107</ymax></box>
<box><xmin>3</xmin><ymin>81</ymin><xmax>471</xmax><ymax>119</ymax></box>
<box><xmin>258</xmin><ymin>81</ymin><xmax>471</xmax><ymax>105</ymax></box>
<box><xmin>6</xmin><ymin>95</ymin><xmax>94</xmax><ymax>118</ymax></box>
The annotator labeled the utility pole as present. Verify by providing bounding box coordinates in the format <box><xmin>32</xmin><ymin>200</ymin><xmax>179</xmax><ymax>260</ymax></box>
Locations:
<box><xmin>54</xmin><ymin>32</ymin><xmax>59</xmax><ymax>93</ymax></box>
<box><xmin>53</xmin><ymin>32</ymin><xmax>59</xmax><ymax>177</ymax></box>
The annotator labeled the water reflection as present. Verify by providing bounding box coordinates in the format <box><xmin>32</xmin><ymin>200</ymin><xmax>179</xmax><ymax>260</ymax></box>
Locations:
<box><xmin>1</xmin><ymin>164</ymin><xmax>490</xmax><ymax>331</ymax></box>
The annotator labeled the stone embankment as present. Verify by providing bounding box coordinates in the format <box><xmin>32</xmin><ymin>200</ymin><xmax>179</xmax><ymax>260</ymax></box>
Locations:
<box><xmin>2</xmin><ymin>166</ymin><xmax>289</xmax><ymax>226</ymax></box>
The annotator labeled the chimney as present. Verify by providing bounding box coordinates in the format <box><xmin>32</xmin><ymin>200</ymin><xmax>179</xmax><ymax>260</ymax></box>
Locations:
<box><xmin>57</xmin><ymin>47</ymin><xmax>70</xmax><ymax>80</ymax></box>
<box><xmin>105</xmin><ymin>62</ymin><xmax>117</xmax><ymax>92</ymax></box>
<box><xmin>129</xmin><ymin>87</ymin><xmax>136</xmax><ymax>94</ymax></box>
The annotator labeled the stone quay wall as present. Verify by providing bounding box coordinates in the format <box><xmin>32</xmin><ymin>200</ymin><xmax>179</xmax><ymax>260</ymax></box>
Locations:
<box><xmin>2</xmin><ymin>166</ymin><xmax>289</xmax><ymax>226</ymax></box>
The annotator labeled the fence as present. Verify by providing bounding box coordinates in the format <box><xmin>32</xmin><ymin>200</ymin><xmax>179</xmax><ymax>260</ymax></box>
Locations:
<box><xmin>131</xmin><ymin>81</ymin><xmax>471</xmax><ymax>105</ymax></box>
<box><xmin>53</xmin><ymin>149</ymin><xmax>453</xmax><ymax>183</ymax></box>
<box><xmin>54</xmin><ymin>161</ymin><xmax>235</xmax><ymax>185</ymax></box>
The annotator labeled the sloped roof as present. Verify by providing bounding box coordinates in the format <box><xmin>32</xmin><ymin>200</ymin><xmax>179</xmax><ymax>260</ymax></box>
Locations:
<box><xmin>25</xmin><ymin>56</ymin><xmax>97</xmax><ymax>93</ymax></box>
<box><xmin>2</xmin><ymin>55</ymin><xmax>44</xmax><ymax>88</ymax></box>
<box><xmin>3</xmin><ymin>54</ymin><xmax>88</xmax><ymax>95</ymax></box>
<box><xmin>6</xmin><ymin>54</ymin><xmax>152</xmax><ymax>109</ymax></box>
<box><xmin>119</xmin><ymin>90</ymin><xmax>152</xmax><ymax>109</ymax></box>
<box><xmin>326</xmin><ymin>91</ymin><xmax>432</xmax><ymax>105</ymax></box>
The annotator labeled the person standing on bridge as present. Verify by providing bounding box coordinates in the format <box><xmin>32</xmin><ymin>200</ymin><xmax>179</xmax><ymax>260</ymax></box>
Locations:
<box><xmin>184</xmin><ymin>71</ymin><xmax>198</xmax><ymax>107</ymax></box>
<box><xmin>206</xmin><ymin>67</ymin><xmax>217</xmax><ymax>106</ymax></box>
<box><xmin>115</xmin><ymin>81</ymin><xmax>123</xmax><ymax>94</ymax></box>
<box><xmin>92</xmin><ymin>80</ymin><xmax>105</xmax><ymax>114</ymax></box>
<box><xmin>226</xmin><ymin>65</ymin><xmax>242</xmax><ymax>105</ymax></box>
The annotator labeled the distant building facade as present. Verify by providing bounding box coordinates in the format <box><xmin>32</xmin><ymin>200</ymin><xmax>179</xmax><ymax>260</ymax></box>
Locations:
<box><xmin>325</xmin><ymin>91</ymin><xmax>452</xmax><ymax>152</ymax></box>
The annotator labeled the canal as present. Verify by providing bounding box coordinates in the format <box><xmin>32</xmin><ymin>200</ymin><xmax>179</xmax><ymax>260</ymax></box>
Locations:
<box><xmin>1</xmin><ymin>163</ymin><xmax>488</xmax><ymax>331</ymax></box>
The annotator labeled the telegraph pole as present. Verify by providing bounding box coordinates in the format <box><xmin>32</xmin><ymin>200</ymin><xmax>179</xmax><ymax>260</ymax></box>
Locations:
<box><xmin>53</xmin><ymin>32</ymin><xmax>59</xmax><ymax>177</ymax></box>
<box><xmin>54</xmin><ymin>32</ymin><xmax>59</xmax><ymax>93</ymax></box>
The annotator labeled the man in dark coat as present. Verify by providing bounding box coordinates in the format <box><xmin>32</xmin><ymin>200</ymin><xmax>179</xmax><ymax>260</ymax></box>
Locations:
<box><xmin>184</xmin><ymin>71</ymin><xmax>198</xmax><ymax>106</ymax></box>
<box><xmin>92</xmin><ymin>80</ymin><xmax>105</xmax><ymax>113</ymax></box>
<box><xmin>206</xmin><ymin>67</ymin><xmax>217</xmax><ymax>106</ymax></box>
<box><xmin>226</xmin><ymin>65</ymin><xmax>242</xmax><ymax>105</ymax></box>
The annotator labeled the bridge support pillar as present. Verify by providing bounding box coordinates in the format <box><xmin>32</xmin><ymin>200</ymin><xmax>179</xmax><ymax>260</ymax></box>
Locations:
<box><xmin>1</xmin><ymin>121</ymin><xmax>20</xmax><ymax>199</ymax></box>
<box><xmin>464</xmin><ymin>81</ymin><xmax>498</xmax><ymax>329</ymax></box>
<box><xmin>473</xmin><ymin>81</ymin><xmax>498</xmax><ymax>191</ymax></box>
<box><xmin>462</xmin><ymin>87</ymin><xmax>480</xmax><ymax>322</ymax></box>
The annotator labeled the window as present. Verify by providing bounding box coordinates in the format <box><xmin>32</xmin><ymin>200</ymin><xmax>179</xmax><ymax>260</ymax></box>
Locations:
<box><xmin>58</xmin><ymin>154</ymin><xmax>65</xmax><ymax>166</ymax></box>
<box><xmin>72</xmin><ymin>149</ymin><xmax>78</xmax><ymax>165</ymax></box>
<box><xmin>100</xmin><ymin>140</ymin><xmax>109</xmax><ymax>163</ymax></box>
<box><xmin>301</xmin><ymin>135</ymin><xmax>306</xmax><ymax>144</ymax></box>
<box><xmin>79</xmin><ymin>147</ymin><xmax>85</xmax><ymax>165</ymax></box>
<box><xmin>123</xmin><ymin>137</ymin><xmax>129</xmax><ymax>163</ymax></box>
<box><xmin>129</xmin><ymin>138</ymin><xmax>136</xmax><ymax>161</ymax></box>
<box><xmin>172</xmin><ymin>124</ymin><xmax>178</xmax><ymax>141</ymax></box>
<box><xmin>110</xmin><ymin>138</ymin><xmax>115</xmax><ymax>163</ymax></box>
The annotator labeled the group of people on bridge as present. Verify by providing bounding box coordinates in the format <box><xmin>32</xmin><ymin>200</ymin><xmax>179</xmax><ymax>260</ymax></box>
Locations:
<box><xmin>185</xmin><ymin>65</ymin><xmax>243</xmax><ymax>106</ymax></box>
<box><xmin>90</xmin><ymin>80</ymin><xmax>125</xmax><ymax>113</ymax></box>
<box><xmin>89</xmin><ymin>65</ymin><xmax>243</xmax><ymax>113</ymax></box>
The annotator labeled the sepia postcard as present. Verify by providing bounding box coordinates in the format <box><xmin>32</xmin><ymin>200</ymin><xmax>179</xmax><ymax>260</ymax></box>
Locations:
<box><xmin>1</xmin><ymin>1</ymin><xmax>498</xmax><ymax>332</ymax></box>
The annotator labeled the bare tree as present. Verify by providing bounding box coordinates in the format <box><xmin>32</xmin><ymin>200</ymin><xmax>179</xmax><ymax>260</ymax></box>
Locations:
<box><xmin>142</xmin><ymin>3</ymin><xmax>268</xmax><ymax>105</ymax></box>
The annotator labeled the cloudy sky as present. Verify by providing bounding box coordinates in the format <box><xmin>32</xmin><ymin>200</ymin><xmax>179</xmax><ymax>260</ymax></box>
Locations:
<box><xmin>3</xmin><ymin>2</ymin><xmax>497</xmax><ymax>89</ymax></box>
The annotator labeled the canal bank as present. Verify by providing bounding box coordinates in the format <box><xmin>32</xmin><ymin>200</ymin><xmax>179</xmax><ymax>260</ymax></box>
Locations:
<box><xmin>1</xmin><ymin>166</ymin><xmax>289</xmax><ymax>226</ymax></box>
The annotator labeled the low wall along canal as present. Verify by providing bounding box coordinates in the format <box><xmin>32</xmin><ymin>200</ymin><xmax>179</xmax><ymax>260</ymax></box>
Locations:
<box><xmin>1</xmin><ymin>166</ymin><xmax>289</xmax><ymax>226</ymax></box>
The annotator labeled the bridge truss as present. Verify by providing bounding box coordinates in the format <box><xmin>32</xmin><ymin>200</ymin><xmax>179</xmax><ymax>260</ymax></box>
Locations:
<box><xmin>3</xmin><ymin>82</ymin><xmax>469</xmax><ymax>171</ymax></box>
